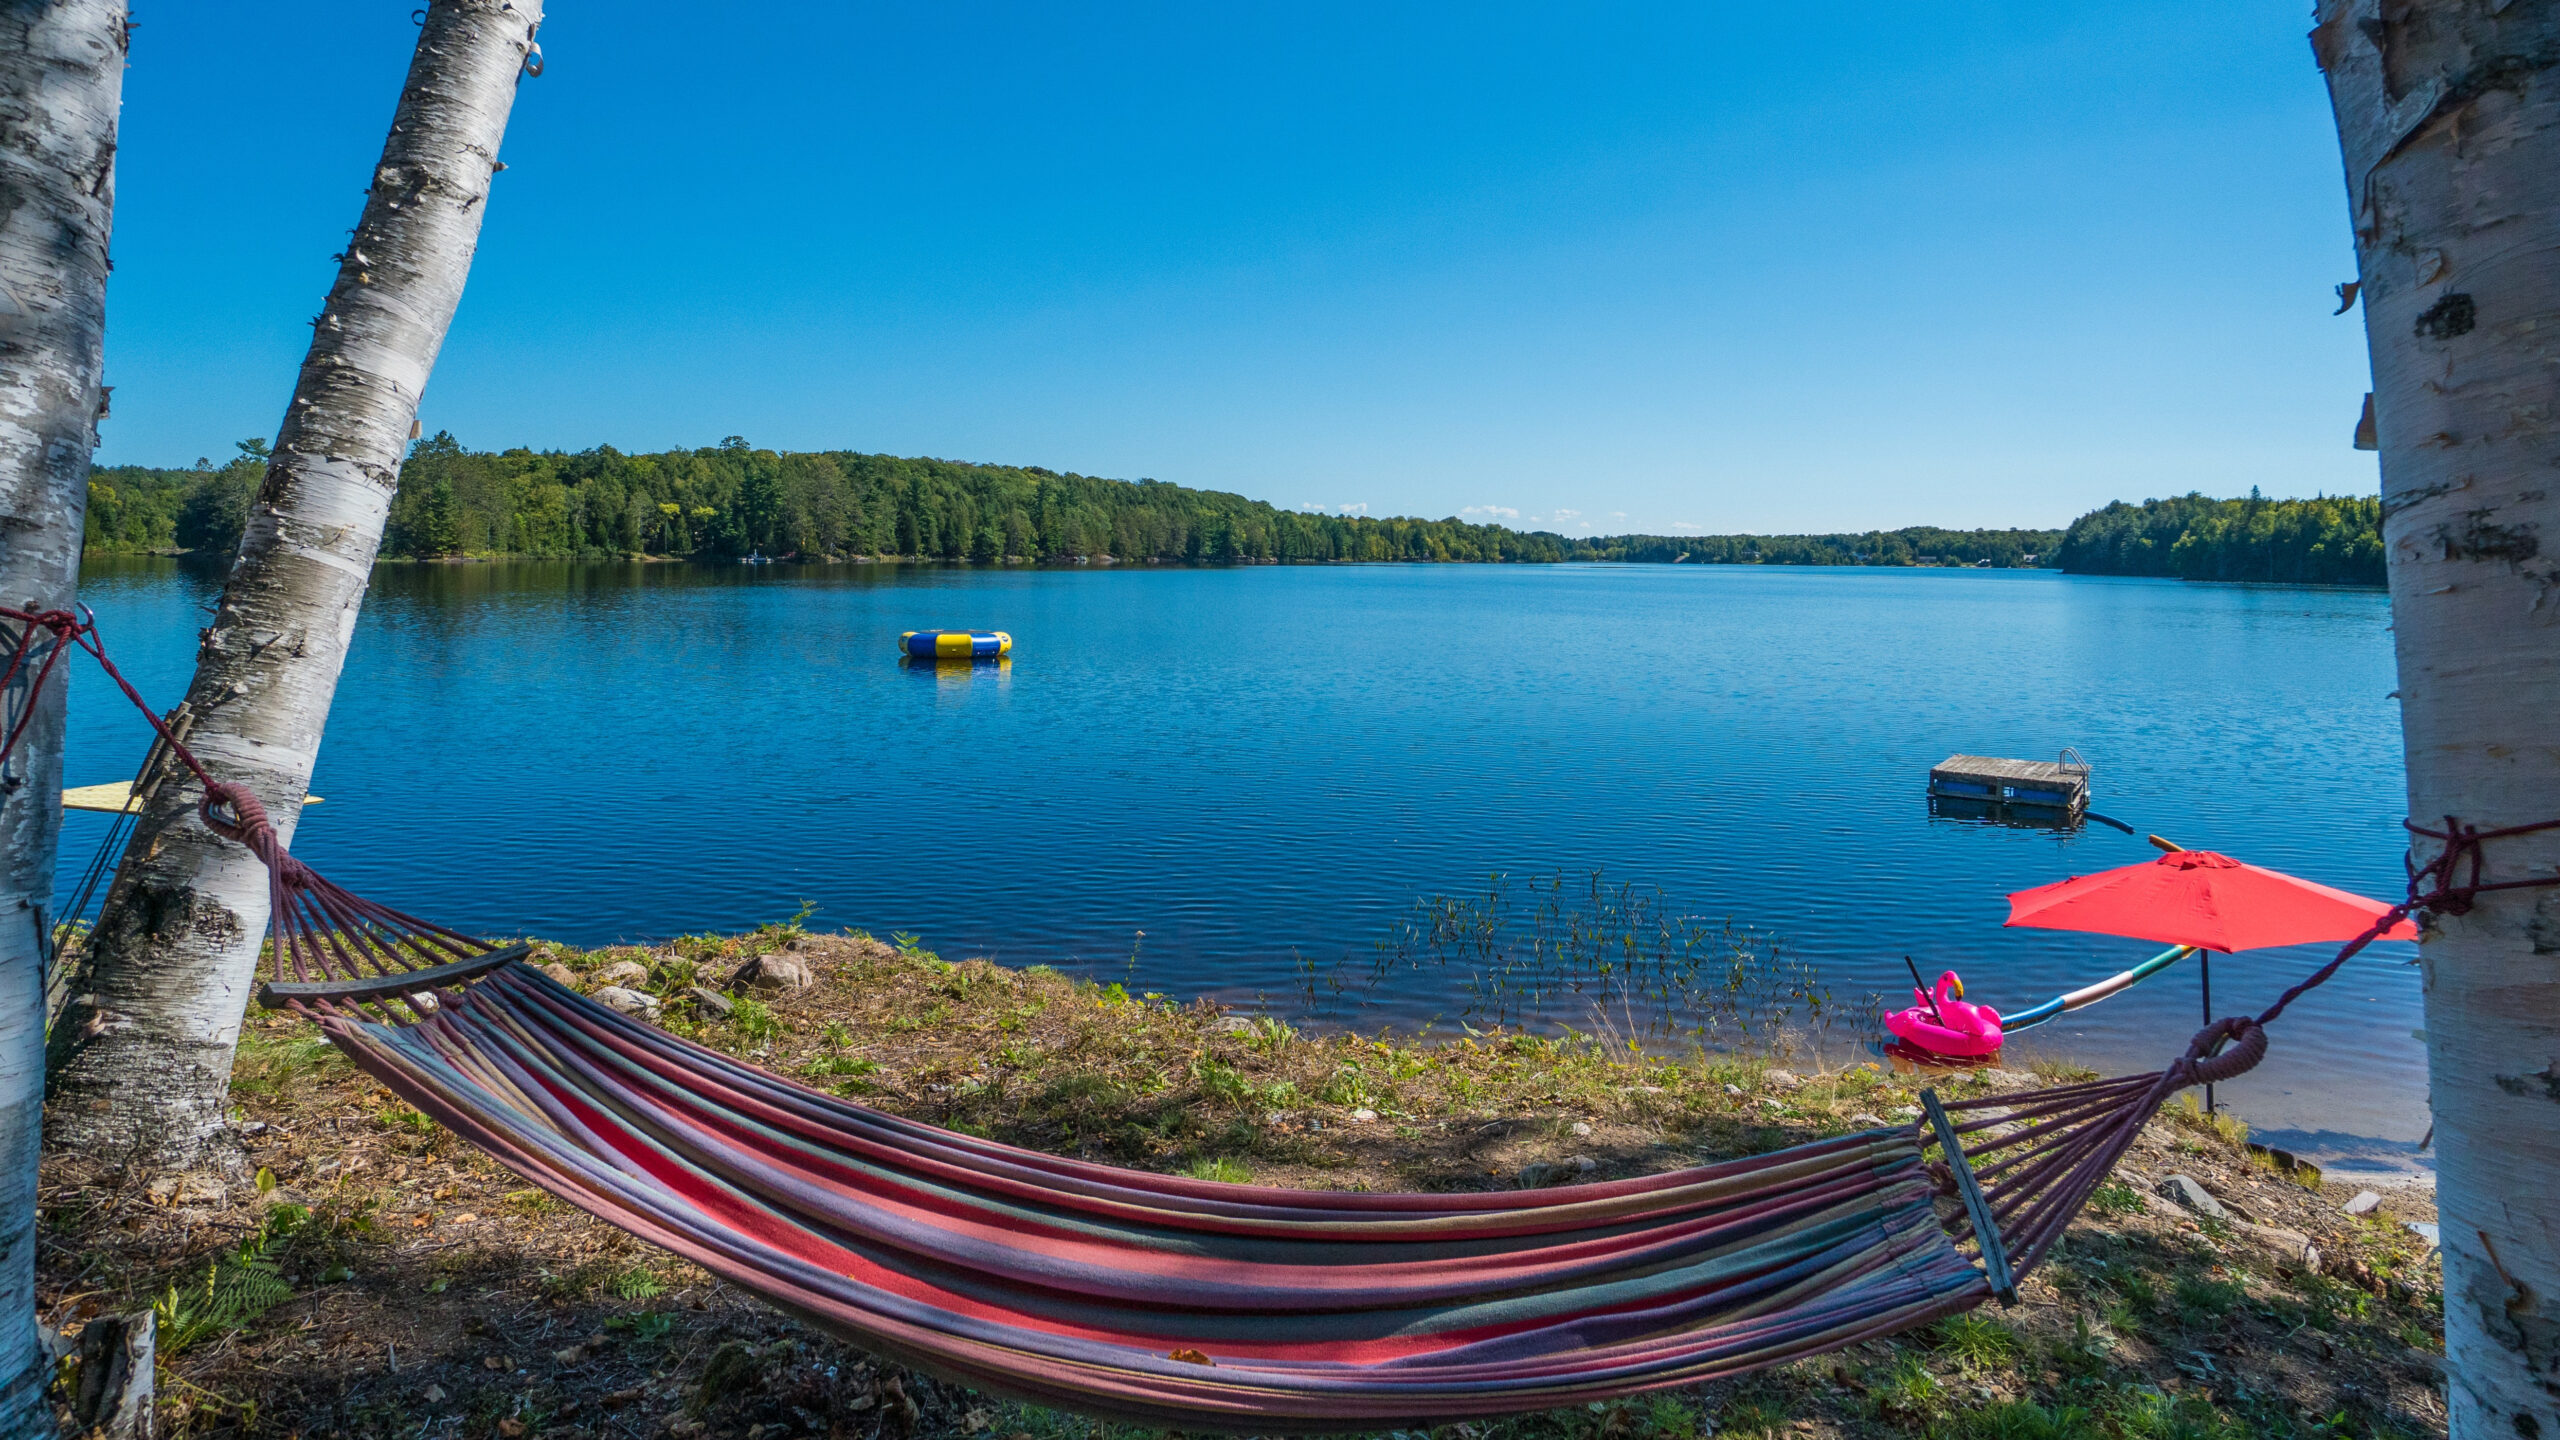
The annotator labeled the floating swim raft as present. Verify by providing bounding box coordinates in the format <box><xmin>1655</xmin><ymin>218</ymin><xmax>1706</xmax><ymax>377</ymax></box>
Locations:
<box><xmin>1927</xmin><ymin>753</ymin><xmax>2089</xmax><ymax>818</ymax></box>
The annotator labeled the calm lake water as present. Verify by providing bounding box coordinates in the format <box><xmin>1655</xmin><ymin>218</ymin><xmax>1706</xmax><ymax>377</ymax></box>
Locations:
<box><xmin>59</xmin><ymin>558</ymin><xmax>2424</xmax><ymax>1175</ymax></box>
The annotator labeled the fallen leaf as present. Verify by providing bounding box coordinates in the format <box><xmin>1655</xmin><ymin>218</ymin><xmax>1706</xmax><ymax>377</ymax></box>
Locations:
<box><xmin>1167</xmin><ymin>1348</ymin><xmax>1215</xmax><ymax>1366</ymax></box>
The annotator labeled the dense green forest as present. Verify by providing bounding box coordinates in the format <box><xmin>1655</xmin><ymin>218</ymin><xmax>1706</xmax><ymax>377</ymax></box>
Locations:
<box><xmin>2054</xmin><ymin>490</ymin><xmax>2386</xmax><ymax>585</ymax></box>
<box><xmin>80</xmin><ymin>438</ymin><xmax>2379</xmax><ymax>585</ymax></box>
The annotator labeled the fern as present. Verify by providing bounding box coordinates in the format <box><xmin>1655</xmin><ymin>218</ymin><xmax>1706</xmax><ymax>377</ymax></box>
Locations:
<box><xmin>154</xmin><ymin>1239</ymin><xmax>294</xmax><ymax>1354</ymax></box>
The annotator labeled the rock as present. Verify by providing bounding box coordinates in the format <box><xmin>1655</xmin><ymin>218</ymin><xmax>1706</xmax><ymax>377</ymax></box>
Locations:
<box><xmin>685</xmin><ymin>985</ymin><xmax>735</xmax><ymax>1019</ymax></box>
<box><xmin>2159</xmin><ymin>1174</ymin><xmax>2228</xmax><ymax>1220</ymax></box>
<box><xmin>1891</xmin><ymin>1105</ymin><xmax>1921</xmax><ymax>1121</ymax></box>
<box><xmin>1981</xmin><ymin>1068</ymin><xmax>2031</xmax><ymax>1088</ymax></box>
<box><xmin>1569</xmin><ymin>1121</ymin><xmax>1593</xmax><ymax>1137</ymax></box>
<box><xmin>1847</xmin><ymin>1113</ymin><xmax>1889</xmax><ymax>1129</ymax></box>
<box><xmin>593</xmin><ymin>986</ymin><xmax>661</xmax><ymax>1019</ymax></box>
<box><xmin>1723</xmin><ymin>1084</ymin><xmax>1745</xmax><ymax>1099</ymax></box>
<box><xmin>2405</xmin><ymin>1220</ymin><xmax>2440</xmax><ymax>1251</ymax></box>
<box><xmin>1215</xmin><ymin>1016</ymin><xmax>1256</xmax><ymax>1035</ymax></box>
<box><xmin>422</xmin><ymin>1384</ymin><xmax>446</xmax><ymax>1404</ymax></box>
<box><xmin>1346</xmin><ymin>1108</ymin><xmax>1377</xmax><ymax>1123</ymax></box>
<box><xmin>594</xmin><ymin>960</ymin><xmax>651</xmax><ymax>989</ymax></box>
<box><xmin>537</xmin><ymin>962</ymin><xmax>580</xmax><ymax>988</ymax></box>
<box><xmin>2342</xmin><ymin>1189</ymin><xmax>2384</xmax><ymax>1217</ymax></box>
<box><xmin>734</xmin><ymin>954</ymin><xmax>815</xmax><ymax>994</ymax></box>
<box><xmin>1571</xmin><ymin>1154</ymin><xmax>1598</xmax><ymax>1174</ymax></box>
<box><xmin>2236</xmin><ymin>1222</ymin><xmax>2320</xmax><ymax>1271</ymax></box>
<box><xmin>1763</xmin><ymin>1069</ymin><xmax>1802</xmax><ymax>1092</ymax></box>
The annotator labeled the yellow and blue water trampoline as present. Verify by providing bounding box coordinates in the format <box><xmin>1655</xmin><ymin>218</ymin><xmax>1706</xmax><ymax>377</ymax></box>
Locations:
<box><xmin>899</xmin><ymin>629</ymin><xmax>1012</xmax><ymax>659</ymax></box>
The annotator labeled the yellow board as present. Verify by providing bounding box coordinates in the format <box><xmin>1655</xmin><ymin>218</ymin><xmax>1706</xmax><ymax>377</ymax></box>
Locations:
<box><xmin>62</xmin><ymin>781</ymin><xmax>322</xmax><ymax>814</ymax></box>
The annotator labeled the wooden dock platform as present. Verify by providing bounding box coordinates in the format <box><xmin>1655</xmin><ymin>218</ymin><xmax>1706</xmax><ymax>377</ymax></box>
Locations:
<box><xmin>1928</xmin><ymin>754</ymin><xmax>2089</xmax><ymax>816</ymax></box>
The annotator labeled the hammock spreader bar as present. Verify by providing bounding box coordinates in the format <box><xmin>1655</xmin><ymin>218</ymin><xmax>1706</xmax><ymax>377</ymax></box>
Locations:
<box><xmin>1919</xmin><ymin>1088</ymin><xmax>2013</xmax><ymax>1305</ymax></box>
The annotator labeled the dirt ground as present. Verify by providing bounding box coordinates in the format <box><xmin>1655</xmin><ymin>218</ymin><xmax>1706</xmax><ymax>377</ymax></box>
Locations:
<box><xmin>38</xmin><ymin>927</ymin><xmax>2448</xmax><ymax>1440</ymax></box>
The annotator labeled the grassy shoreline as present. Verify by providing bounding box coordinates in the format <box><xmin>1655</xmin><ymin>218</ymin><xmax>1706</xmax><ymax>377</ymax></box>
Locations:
<box><xmin>41</xmin><ymin>925</ymin><xmax>2447</xmax><ymax>1440</ymax></box>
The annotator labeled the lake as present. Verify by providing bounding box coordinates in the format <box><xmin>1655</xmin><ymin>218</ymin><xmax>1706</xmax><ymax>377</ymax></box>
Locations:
<box><xmin>59</xmin><ymin>557</ymin><xmax>2424</xmax><ymax>1177</ymax></box>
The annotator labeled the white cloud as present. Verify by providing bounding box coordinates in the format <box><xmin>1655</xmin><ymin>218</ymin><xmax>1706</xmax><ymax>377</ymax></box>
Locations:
<box><xmin>1554</xmin><ymin>508</ymin><xmax>1581</xmax><ymax>520</ymax></box>
<box><xmin>1670</xmin><ymin>522</ymin><xmax>1704</xmax><ymax>533</ymax></box>
<box><xmin>1460</xmin><ymin>504</ymin><xmax>1521</xmax><ymax>520</ymax></box>
<box><xmin>1610</xmin><ymin>511</ymin><xmax>1627</xmax><ymax>519</ymax></box>
<box><xmin>1298</xmin><ymin>502</ymin><xmax>1369</xmax><ymax>516</ymax></box>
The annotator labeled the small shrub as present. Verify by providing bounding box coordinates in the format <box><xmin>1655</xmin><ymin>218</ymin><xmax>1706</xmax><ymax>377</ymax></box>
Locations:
<box><xmin>1193</xmin><ymin>1059</ymin><xmax>1251</xmax><ymax>1108</ymax></box>
<box><xmin>729</xmin><ymin>996</ymin><xmax>780</xmax><ymax>1043</ymax></box>
<box><xmin>1313</xmin><ymin>1066</ymin><xmax>1373</xmax><ymax>1108</ymax></box>
<box><xmin>1182</xmin><ymin>1157</ymin><xmax>1253</xmax><ymax>1184</ymax></box>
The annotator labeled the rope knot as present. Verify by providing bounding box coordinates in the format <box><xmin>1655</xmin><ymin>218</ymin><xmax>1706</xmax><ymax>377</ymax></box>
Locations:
<box><xmin>199</xmin><ymin>781</ymin><xmax>309</xmax><ymax>885</ymax></box>
<box><xmin>2165</xmin><ymin>1018</ymin><xmax>2266</xmax><ymax>1089</ymax></box>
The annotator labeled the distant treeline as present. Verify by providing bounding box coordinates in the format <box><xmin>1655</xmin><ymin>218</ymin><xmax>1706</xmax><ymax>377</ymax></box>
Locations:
<box><xmin>2055</xmin><ymin>491</ymin><xmax>2386</xmax><ymax>586</ymax></box>
<box><xmin>78</xmin><ymin>438</ymin><xmax>2381</xmax><ymax>585</ymax></box>
<box><xmin>1577</xmin><ymin>528</ymin><xmax>2056</xmax><ymax>568</ymax></box>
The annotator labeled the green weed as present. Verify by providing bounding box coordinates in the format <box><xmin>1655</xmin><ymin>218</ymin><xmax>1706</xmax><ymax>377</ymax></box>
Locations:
<box><xmin>1181</xmin><ymin>1157</ymin><xmax>1253</xmax><ymax>1184</ymax></box>
<box><xmin>1931</xmin><ymin>1400</ymin><xmax>2103</xmax><ymax>1440</ymax></box>
<box><xmin>2091</xmin><ymin>1182</ymin><xmax>2147</xmax><ymax>1217</ymax></box>
<box><xmin>729</xmin><ymin>996</ymin><xmax>781</xmax><ymax>1043</ymax></box>
<box><xmin>2108</xmin><ymin>1389</ymin><xmax>2249</xmax><ymax>1440</ymax></box>
<box><xmin>609</xmin><ymin>1265</ymin><xmax>667</xmax><ymax>1300</ymax></box>
<box><xmin>1927</xmin><ymin>1313</ymin><xmax>2021</xmax><ymax>1372</ymax></box>
<box><xmin>229</xmin><ymin>1029</ymin><xmax>348</xmax><ymax>1098</ymax></box>
<box><xmin>1865</xmin><ymin>1351</ymin><xmax>1945</xmax><ymax>1421</ymax></box>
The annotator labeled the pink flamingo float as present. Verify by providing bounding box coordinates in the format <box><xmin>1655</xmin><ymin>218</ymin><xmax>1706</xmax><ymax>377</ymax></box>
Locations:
<box><xmin>1883</xmin><ymin>964</ymin><xmax>2005</xmax><ymax>1058</ymax></box>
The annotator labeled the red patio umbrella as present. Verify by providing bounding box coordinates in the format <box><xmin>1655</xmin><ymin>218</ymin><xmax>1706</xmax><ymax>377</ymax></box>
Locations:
<box><xmin>2004</xmin><ymin>847</ymin><xmax>2415</xmax><ymax>1110</ymax></box>
<box><xmin>2005</xmin><ymin>849</ymin><xmax>2417</xmax><ymax>953</ymax></box>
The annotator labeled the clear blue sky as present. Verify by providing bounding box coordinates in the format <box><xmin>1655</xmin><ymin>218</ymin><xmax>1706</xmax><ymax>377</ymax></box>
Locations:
<box><xmin>102</xmin><ymin>3</ymin><xmax>2375</xmax><ymax>535</ymax></box>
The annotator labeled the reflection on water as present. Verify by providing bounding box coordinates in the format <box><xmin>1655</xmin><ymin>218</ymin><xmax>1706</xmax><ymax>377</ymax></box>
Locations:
<box><xmin>903</xmin><ymin>655</ymin><xmax>1012</xmax><ymax>692</ymax></box>
<box><xmin>57</xmin><ymin>556</ymin><xmax>2418</xmax><ymax>1166</ymax></box>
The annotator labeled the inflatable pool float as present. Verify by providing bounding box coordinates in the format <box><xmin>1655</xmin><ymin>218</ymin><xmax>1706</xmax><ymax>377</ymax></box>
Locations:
<box><xmin>901</xmin><ymin>629</ymin><xmax>1011</xmax><ymax>659</ymax></box>
<box><xmin>1883</xmin><ymin>969</ymin><xmax>2004</xmax><ymax>1058</ymax></box>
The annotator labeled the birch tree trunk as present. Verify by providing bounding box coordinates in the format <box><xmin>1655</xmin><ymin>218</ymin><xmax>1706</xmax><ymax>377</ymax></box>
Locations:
<box><xmin>0</xmin><ymin>4</ymin><xmax>125</xmax><ymax>1432</ymax></box>
<box><xmin>47</xmin><ymin>0</ymin><xmax>539</xmax><ymax>1169</ymax></box>
<box><xmin>2312</xmin><ymin>4</ymin><xmax>2560</xmax><ymax>1435</ymax></box>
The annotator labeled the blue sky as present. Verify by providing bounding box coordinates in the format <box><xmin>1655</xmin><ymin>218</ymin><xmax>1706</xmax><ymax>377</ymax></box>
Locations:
<box><xmin>102</xmin><ymin>3</ymin><xmax>2374</xmax><ymax>535</ymax></box>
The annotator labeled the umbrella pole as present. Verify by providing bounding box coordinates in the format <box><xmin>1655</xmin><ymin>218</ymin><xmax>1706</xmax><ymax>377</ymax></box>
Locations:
<box><xmin>2200</xmin><ymin>951</ymin><xmax>2214</xmax><ymax>1115</ymax></box>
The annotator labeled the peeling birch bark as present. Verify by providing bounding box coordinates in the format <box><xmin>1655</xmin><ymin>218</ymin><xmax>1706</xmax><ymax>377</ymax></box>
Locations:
<box><xmin>2312</xmin><ymin>4</ymin><xmax>2560</xmax><ymax>1436</ymax></box>
<box><xmin>0</xmin><ymin>4</ymin><xmax>125</xmax><ymax>1433</ymax></box>
<box><xmin>47</xmin><ymin>0</ymin><xmax>539</xmax><ymax>1168</ymax></box>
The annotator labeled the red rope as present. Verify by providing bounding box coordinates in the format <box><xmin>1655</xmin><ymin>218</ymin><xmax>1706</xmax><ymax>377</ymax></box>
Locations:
<box><xmin>2254</xmin><ymin>814</ymin><xmax>2560</xmax><ymax>1029</ymax></box>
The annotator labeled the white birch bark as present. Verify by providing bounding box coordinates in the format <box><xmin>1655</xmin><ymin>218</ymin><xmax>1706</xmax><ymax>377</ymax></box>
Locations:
<box><xmin>2312</xmin><ymin>4</ymin><xmax>2560</xmax><ymax>1435</ymax></box>
<box><xmin>47</xmin><ymin>0</ymin><xmax>539</xmax><ymax>1168</ymax></box>
<box><xmin>0</xmin><ymin>4</ymin><xmax>124</xmax><ymax>1434</ymax></box>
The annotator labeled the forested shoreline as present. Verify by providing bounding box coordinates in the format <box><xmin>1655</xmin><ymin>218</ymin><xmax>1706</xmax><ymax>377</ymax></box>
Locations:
<box><xmin>85</xmin><ymin>436</ymin><xmax>2381</xmax><ymax>583</ymax></box>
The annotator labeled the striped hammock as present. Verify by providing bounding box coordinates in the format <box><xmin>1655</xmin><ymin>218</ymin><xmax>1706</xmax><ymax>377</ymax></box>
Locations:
<box><xmin>214</xmin><ymin>783</ymin><xmax>2256</xmax><ymax>1428</ymax></box>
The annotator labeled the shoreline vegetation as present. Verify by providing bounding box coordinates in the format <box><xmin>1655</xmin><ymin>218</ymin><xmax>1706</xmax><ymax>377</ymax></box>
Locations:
<box><xmin>85</xmin><ymin>437</ymin><xmax>2386</xmax><ymax>586</ymax></box>
<box><xmin>49</xmin><ymin>923</ymin><xmax>2447</xmax><ymax>1440</ymax></box>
